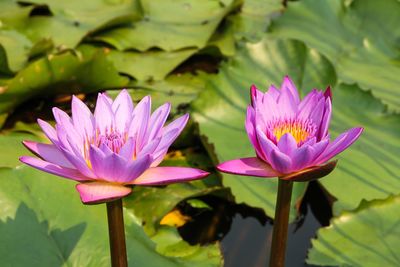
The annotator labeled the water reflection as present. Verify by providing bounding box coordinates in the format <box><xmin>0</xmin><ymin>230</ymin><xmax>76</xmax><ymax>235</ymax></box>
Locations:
<box><xmin>178</xmin><ymin>181</ymin><xmax>333</xmax><ymax>267</ymax></box>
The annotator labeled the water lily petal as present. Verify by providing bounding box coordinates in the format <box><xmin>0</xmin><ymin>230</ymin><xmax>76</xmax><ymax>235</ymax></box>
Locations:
<box><xmin>277</xmin><ymin>85</ymin><xmax>297</xmax><ymax>116</ymax></box>
<box><xmin>277</xmin><ymin>133</ymin><xmax>297</xmax><ymax>156</ymax></box>
<box><xmin>150</xmin><ymin>129</ymin><xmax>179</xmax><ymax>167</ymax></box>
<box><xmin>144</xmin><ymin>102</ymin><xmax>171</xmax><ymax>143</ymax></box>
<box><xmin>308</xmin><ymin>97</ymin><xmax>325</xmax><ymax>127</ymax></box>
<box><xmin>250</xmin><ymin>84</ymin><xmax>263</xmax><ymax>107</ymax></box>
<box><xmin>76</xmin><ymin>182</ymin><xmax>132</xmax><ymax>204</ymax></box>
<box><xmin>71</xmin><ymin>95</ymin><xmax>94</xmax><ymax>139</ymax></box>
<box><xmin>267</xmin><ymin>85</ymin><xmax>280</xmax><ymax>100</ymax></box>
<box><xmin>37</xmin><ymin>119</ymin><xmax>59</xmax><ymax>145</ymax></box>
<box><xmin>281</xmin><ymin>75</ymin><xmax>300</xmax><ymax>104</ymax></box>
<box><xmin>19</xmin><ymin>156</ymin><xmax>89</xmax><ymax>181</ymax></box>
<box><xmin>130</xmin><ymin>96</ymin><xmax>151</xmax><ymax>152</ymax></box>
<box><xmin>316</xmin><ymin>127</ymin><xmax>363</xmax><ymax>164</ymax></box>
<box><xmin>217</xmin><ymin>157</ymin><xmax>280</xmax><ymax>177</ymax></box>
<box><xmin>318</xmin><ymin>98</ymin><xmax>332</xmax><ymax>140</ymax></box>
<box><xmin>256</xmin><ymin>126</ymin><xmax>278</xmax><ymax>161</ymax></box>
<box><xmin>119</xmin><ymin>154</ymin><xmax>153</xmax><ymax>183</ymax></box>
<box><xmin>22</xmin><ymin>141</ymin><xmax>74</xmax><ymax>168</ymax></box>
<box><xmin>291</xmin><ymin>145</ymin><xmax>315</xmax><ymax>171</ymax></box>
<box><xmin>131</xmin><ymin>167</ymin><xmax>209</xmax><ymax>185</ymax></box>
<box><xmin>94</xmin><ymin>93</ymin><xmax>114</xmax><ymax>134</ymax></box>
<box><xmin>89</xmin><ymin>145</ymin><xmax>128</xmax><ymax>182</ymax></box>
<box><xmin>136</xmin><ymin>137</ymin><xmax>161</xmax><ymax>159</ymax></box>
<box><xmin>245</xmin><ymin>106</ymin><xmax>263</xmax><ymax>156</ymax></box>
<box><xmin>60</xmin><ymin>145</ymin><xmax>96</xmax><ymax>178</ymax></box>
<box><xmin>269</xmin><ymin>149</ymin><xmax>293</xmax><ymax>174</ymax></box>
<box><xmin>119</xmin><ymin>137</ymin><xmax>136</xmax><ymax>160</ymax></box>
<box><xmin>297</xmin><ymin>90</ymin><xmax>320</xmax><ymax>120</ymax></box>
<box><xmin>112</xmin><ymin>89</ymin><xmax>134</xmax><ymax>133</ymax></box>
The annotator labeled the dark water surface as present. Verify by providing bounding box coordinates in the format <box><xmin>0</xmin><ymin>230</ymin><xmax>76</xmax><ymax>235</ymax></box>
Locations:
<box><xmin>179</xmin><ymin>182</ymin><xmax>332</xmax><ymax>267</ymax></box>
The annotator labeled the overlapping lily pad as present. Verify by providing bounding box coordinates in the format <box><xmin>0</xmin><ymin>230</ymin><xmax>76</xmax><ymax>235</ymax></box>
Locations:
<box><xmin>307</xmin><ymin>196</ymin><xmax>400</xmax><ymax>267</ymax></box>
<box><xmin>0</xmin><ymin>165</ymin><xmax>222</xmax><ymax>267</ymax></box>
<box><xmin>94</xmin><ymin>0</ymin><xmax>239</xmax><ymax>52</ymax></box>
<box><xmin>0</xmin><ymin>47</ymin><xmax>128</xmax><ymax>116</ymax></box>
<box><xmin>269</xmin><ymin>0</ymin><xmax>400</xmax><ymax>111</ymax></box>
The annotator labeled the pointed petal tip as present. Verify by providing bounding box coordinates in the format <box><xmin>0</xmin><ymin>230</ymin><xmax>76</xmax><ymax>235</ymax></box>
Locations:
<box><xmin>324</xmin><ymin>86</ymin><xmax>332</xmax><ymax>99</ymax></box>
<box><xmin>250</xmin><ymin>84</ymin><xmax>258</xmax><ymax>104</ymax></box>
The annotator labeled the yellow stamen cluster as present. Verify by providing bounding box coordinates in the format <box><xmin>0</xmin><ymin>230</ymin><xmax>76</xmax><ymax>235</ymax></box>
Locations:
<box><xmin>273</xmin><ymin>120</ymin><xmax>311</xmax><ymax>144</ymax></box>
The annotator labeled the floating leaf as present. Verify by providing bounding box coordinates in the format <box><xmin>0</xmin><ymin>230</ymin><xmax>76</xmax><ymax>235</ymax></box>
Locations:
<box><xmin>230</xmin><ymin>0</ymin><xmax>282</xmax><ymax>42</ymax></box>
<box><xmin>308</xmin><ymin>196</ymin><xmax>400</xmax><ymax>267</ymax></box>
<box><xmin>270</xmin><ymin>0</ymin><xmax>400</xmax><ymax>111</ymax></box>
<box><xmin>106</xmin><ymin>48</ymin><xmax>197</xmax><ymax>81</ymax></box>
<box><xmin>107</xmin><ymin>73</ymin><xmax>206</xmax><ymax>113</ymax></box>
<box><xmin>94</xmin><ymin>0</ymin><xmax>239</xmax><ymax>51</ymax></box>
<box><xmin>0</xmin><ymin>47</ymin><xmax>128</xmax><ymax>115</ymax></box>
<box><xmin>0</xmin><ymin>30</ymin><xmax>32</xmax><ymax>73</ymax></box>
<box><xmin>0</xmin><ymin>165</ymin><xmax>222</xmax><ymax>266</ymax></box>
<box><xmin>15</xmin><ymin>0</ymin><xmax>141</xmax><ymax>49</ymax></box>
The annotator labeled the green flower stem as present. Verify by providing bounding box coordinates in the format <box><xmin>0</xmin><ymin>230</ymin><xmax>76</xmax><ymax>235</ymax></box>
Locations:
<box><xmin>107</xmin><ymin>199</ymin><xmax>128</xmax><ymax>267</ymax></box>
<box><xmin>269</xmin><ymin>179</ymin><xmax>293</xmax><ymax>267</ymax></box>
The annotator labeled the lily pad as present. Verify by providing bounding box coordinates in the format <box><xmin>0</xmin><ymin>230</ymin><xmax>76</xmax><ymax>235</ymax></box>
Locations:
<box><xmin>0</xmin><ymin>30</ymin><xmax>32</xmax><ymax>73</ymax></box>
<box><xmin>269</xmin><ymin>0</ymin><xmax>400</xmax><ymax>111</ymax></box>
<box><xmin>0</xmin><ymin>47</ymin><xmax>128</xmax><ymax>116</ymax></box>
<box><xmin>106</xmin><ymin>47</ymin><xmax>197</xmax><ymax>81</ymax></box>
<box><xmin>0</xmin><ymin>123</ymin><xmax>46</xmax><ymax>168</ymax></box>
<box><xmin>307</xmin><ymin>196</ymin><xmax>400</xmax><ymax>267</ymax></box>
<box><xmin>93</xmin><ymin>0</ymin><xmax>238</xmax><ymax>51</ymax></box>
<box><xmin>0</xmin><ymin>165</ymin><xmax>222</xmax><ymax>266</ymax></box>
<box><xmin>14</xmin><ymin>0</ymin><xmax>141</xmax><ymax>50</ymax></box>
<box><xmin>230</xmin><ymin>0</ymin><xmax>282</xmax><ymax>42</ymax></box>
<box><xmin>107</xmin><ymin>73</ymin><xmax>206</xmax><ymax>113</ymax></box>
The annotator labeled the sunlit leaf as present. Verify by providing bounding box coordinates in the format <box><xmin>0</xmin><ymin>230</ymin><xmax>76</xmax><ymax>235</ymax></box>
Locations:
<box><xmin>270</xmin><ymin>0</ymin><xmax>400</xmax><ymax>111</ymax></box>
<box><xmin>308</xmin><ymin>196</ymin><xmax>400</xmax><ymax>267</ymax></box>
<box><xmin>0</xmin><ymin>165</ymin><xmax>222</xmax><ymax>266</ymax></box>
<box><xmin>93</xmin><ymin>0</ymin><xmax>239</xmax><ymax>51</ymax></box>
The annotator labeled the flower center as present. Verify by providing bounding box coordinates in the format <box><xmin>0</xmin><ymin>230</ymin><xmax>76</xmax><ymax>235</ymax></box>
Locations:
<box><xmin>270</xmin><ymin>118</ymin><xmax>316</xmax><ymax>144</ymax></box>
<box><xmin>97</xmin><ymin>132</ymin><xmax>126</xmax><ymax>153</ymax></box>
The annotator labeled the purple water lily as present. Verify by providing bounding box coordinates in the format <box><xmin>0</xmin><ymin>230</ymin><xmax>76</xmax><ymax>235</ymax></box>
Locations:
<box><xmin>217</xmin><ymin>76</ymin><xmax>363</xmax><ymax>181</ymax></box>
<box><xmin>20</xmin><ymin>90</ymin><xmax>209</xmax><ymax>204</ymax></box>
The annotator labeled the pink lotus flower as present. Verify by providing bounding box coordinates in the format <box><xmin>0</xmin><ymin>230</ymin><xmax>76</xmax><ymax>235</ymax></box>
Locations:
<box><xmin>20</xmin><ymin>90</ymin><xmax>209</xmax><ymax>204</ymax></box>
<box><xmin>217</xmin><ymin>76</ymin><xmax>363</xmax><ymax>181</ymax></box>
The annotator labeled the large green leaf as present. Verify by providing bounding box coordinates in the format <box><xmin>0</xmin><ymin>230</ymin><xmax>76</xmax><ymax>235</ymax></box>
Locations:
<box><xmin>269</xmin><ymin>0</ymin><xmax>400</xmax><ymax>111</ymax></box>
<box><xmin>307</xmin><ymin>196</ymin><xmax>400</xmax><ymax>267</ymax></box>
<box><xmin>14</xmin><ymin>0</ymin><xmax>140</xmax><ymax>50</ymax></box>
<box><xmin>0</xmin><ymin>123</ymin><xmax>46</xmax><ymax>168</ymax></box>
<box><xmin>93</xmin><ymin>0</ymin><xmax>239</xmax><ymax>51</ymax></box>
<box><xmin>0</xmin><ymin>165</ymin><xmax>222</xmax><ymax>266</ymax></box>
<box><xmin>0</xmin><ymin>30</ymin><xmax>32</xmax><ymax>73</ymax></box>
<box><xmin>107</xmin><ymin>73</ymin><xmax>207</xmax><ymax>113</ymax></box>
<box><xmin>317</xmin><ymin>83</ymin><xmax>400</xmax><ymax>215</ymax></box>
<box><xmin>0</xmin><ymin>47</ymin><xmax>128</xmax><ymax>115</ymax></box>
<box><xmin>192</xmin><ymin>35</ymin><xmax>400</xmax><ymax>220</ymax></box>
<box><xmin>230</xmin><ymin>0</ymin><xmax>282</xmax><ymax>42</ymax></box>
<box><xmin>106</xmin><ymin>48</ymin><xmax>197</xmax><ymax>81</ymax></box>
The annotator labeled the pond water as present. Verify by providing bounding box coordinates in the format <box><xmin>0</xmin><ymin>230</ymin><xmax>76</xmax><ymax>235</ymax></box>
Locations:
<box><xmin>179</xmin><ymin>182</ymin><xmax>333</xmax><ymax>267</ymax></box>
